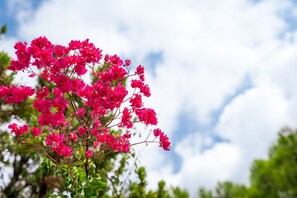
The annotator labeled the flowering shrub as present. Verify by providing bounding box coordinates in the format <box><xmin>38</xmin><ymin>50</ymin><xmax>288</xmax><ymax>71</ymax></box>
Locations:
<box><xmin>0</xmin><ymin>37</ymin><xmax>170</xmax><ymax>194</ymax></box>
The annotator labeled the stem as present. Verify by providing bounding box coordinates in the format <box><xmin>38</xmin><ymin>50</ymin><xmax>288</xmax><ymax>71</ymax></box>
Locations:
<box><xmin>129</xmin><ymin>140</ymin><xmax>158</xmax><ymax>147</ymax></box>
<box><xmin>83</xmin><ymin>135</ymin><xmax>89</xmax><ymax>180</ymax></box>
<box><xmin>107</xmin><ymin>176</ymin><xmax>121</xmax><ymax>198</ymax></box>
<box><xmin>105</xmin><ymin>108</ymin><xmax>121</xmax><ymax>127</ymax></box>
<box><xmin>20</xmin><ymin>138</ymin><xmax>79</xmax><ymax>188</ymax></box>
<box><xmin>130</xmin><ymin>131</ymin><xmax>158</xmax><ymax>147</ymax></box>
<box><xmin>67</xmin><ymin>93</ymin><xmax>87</xmax><ymax>125</ymax></box>
<box><xmin>85</xmin><ymin>159</ymin><xmax>89</xmax><ymax>179</ymax></box>
<box><xmin>23</xmin><ymin>101</ymin><xmax>39</xmax><ymax>118</ymax></box>
<box><xmin>73</xmin><ymin>153</ymin><xmax>84</xmax><ymax>164</ymax></box>
<box><xmin>21</xmin><ymin>138</ymin><xmax>61</xmax><ymax>168</ymax></box>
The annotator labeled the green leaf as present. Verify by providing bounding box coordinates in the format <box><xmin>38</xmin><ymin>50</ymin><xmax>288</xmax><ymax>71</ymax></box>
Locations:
<box><xmin>84</xmin><ymin>178</ymin><xmax>108</xmax><ymax>197</ymax></box>
<box><xmin>0</xmin><ymin>24</ymin><xmax>7</xmax><ymax>34</ymax></box>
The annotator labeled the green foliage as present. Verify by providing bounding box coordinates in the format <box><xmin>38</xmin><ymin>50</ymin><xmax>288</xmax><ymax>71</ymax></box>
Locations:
<box><xmin>216</xmin><ymin>182</ymin><xmax>248</xmax><ymax>198</ymax></box>
<box><xmin>198</xmin><ymin>182</ymin><xmax>247</xmax><ymax>198</ymax></box>
<box><xmin>148</xmin><ymin>180</ymin><xmax>189</xmax><ymax>198</ymax></box>
<box><xmin>249</xmin><ymin>128</ymin><xmax>297</xmax><ymax>198</ymax></box>
<box><xmin>156</xmin><ymin>181</ymin><xmax>170</xmax><ymax>198</ymax></box>
<box><xmin>171</xmin><ymin>186</ymin><xmax>189</xmax><ymax>198</ymax></box>
<box><xmin>198</xmin><ymin>188</ymin><xmax>213</xmax><ymax>198</ymax></box>
<box><xmin>84</xmin><ymin>178</ymin><xmax>108</xmax><ymax>198</ymax></box>
<box><xmin>128</xmin><ymin>167</ymin><xmax>148</xmax><ymax>198</ymax></box>
<box><xmin>0</xmin><ymin>24</ymin><xmax>7</xmax><ymax>35</ymax></box>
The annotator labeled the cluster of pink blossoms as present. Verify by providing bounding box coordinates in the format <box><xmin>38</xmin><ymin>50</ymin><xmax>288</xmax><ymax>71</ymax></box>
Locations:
<box><xmin>0</xmin><ymin>36</ymin><xmax>170</xmax><ymax>159</ymax></box>
<box><xmin>0</xmin><ymin>85</ymin><xmax>34</xmax><ymax>103</ymax></box>
<box><xmin>8</xmin><ymin>123</ymin><xmax>28</xmax><ymax>136</ymax></box>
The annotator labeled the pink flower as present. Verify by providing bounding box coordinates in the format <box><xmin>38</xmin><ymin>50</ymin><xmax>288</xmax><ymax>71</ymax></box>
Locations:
<box><xmin>69</xmin><ymin>132</ymin><xmax>77</xmax><ymax>141</ymax></box>
<box><xmin>130</xmin><ymin>94</ymin><xmax>143</xmax><ymax>109</ymax></box>
<box><xmin>8</xmin><ymin>41</ymin><xmax>30</xmax><ymax>71</ymax></box>
<box><xmin>74</xmin><ymin>62</ymin><xmax>87</xmax><ymax>75</ymax></box>
<box><xmin>96</xmin><ymin>133</ymin><xmax>130</xmax><ymax>152</ymax></box>
<box><xmin>5</xmin><ymin>36</ymin><xmax>170</xmax><ymax>157</ymax></box>
<box><xmin>135</xmin><ymin>65</ymin><xmax>145</xmax><ymax>81</ymax></box>
<box><xmin>153</xmin><ymin>128</ymin><xmax>171</xmax><ymax>151</ymax></box>
<box><xmin>8</xmin><ymin>123</ymin><xmax>28</xmax><ymax>136</ymax></box>
<box><xmin>125</xmin><ymin>59</ymin><xmax>131</xmax><ymax>66</ymax></box>
<box><xmin>121</xmin><ymin>108</ymin><xmax>133</xmax><ymax>128</ymax></box>
<box><xmin>46</xmin><ymin>133</ymin><xmax>72</xmax><ymax>157</ymax></box>
<box><xmin>53</xmin><ymin>142</ymin><xmax>72</xmax><ymax>157</ymax></box>
<box><xmin>38</xmin><ymin>111</ymin><xmax>66</xmax><ymax>127</ymax></box>
<box><xmin>135</xmin><ymin>65</ymin><xmax>144</xmax><ymax>75</ymax></box>
<box><xmin>0</xmin><ymin>85</ymin><xmax>34</xmax><ymax>103</ymax></box>
<box><xmin>135</xmin><ymin>108</ymin><xmax>158</xmax><ymax>125</ymax></box>
<box><xmin>28</xmin><ymin>36</ymin><xmax>54</xmax><ymax>68</ymax></box>
<box><xmin>36</xmin><ymin>87</ymin><xmax>49</xmax><ymax>99</ymax></box>
<box><xmin>130</xmin><ymin>80</ymin><xmax>151</xmax><ymax>97</ymax></box>
<box><xmin>61</xmin><ymin>145</ymin><xmax>72</xmax><ymax>157</ymax></box>
<box><xmin>108</xmin><ymin>54</ymin><xmax>123</xmax><ymax>66</ymax></box>
<box><xmin>54</xmin><ymin>44</ymin><xmax>69</xmax><ymax>57</ymax></box>
<box><xmin>140</xmin><ymin>84</ymin><xmax>151</xmax><ymax>97</ymax></box>
<box><xmin>159</xmin><ymin>133</ymin><xmax>171</xmax><ymax>151</ymax></box>
<box><xmin>76</xmin><ymin>108</ymin><xmax>85</xmax><ymax>116</ymax></box>
<box><xmin>33</xmin><ymin>99</ymin><xmax>50</xmax><ymax>112</ymax></box>
<box><xmin>86</xmin><ymin>150</ymin><xmax>92</xmax><ymax>158</ymax></box>
<box><xmin>45</xmin><ymin>133</ymin><xmax>63</xmax><ymax>146</ymax></box>
<box><xmin>131</xmin><ymin>79</ymin><xmax>143</xmax><ymax>89</ymax></box>
<box><xmin>78</xmin><ymin>126</ymin><xmax>87</xmax><ymax>136</ymax></box>
<box><xmin>123</xmin><ymin>133</ymin><xmax>131</xmax><ymax>139</ymax></box>
<box><xmin>31</xmin><ymin>127</ymin><xmax>42</xmax><ymax>137</ymax></box>
<box><xmin>52</xmin><ymin>75</ymin><xmax>73</xmax><ymax>93</ymax></box>
<box><xmin>153</xmin><ymin>128</ymin><xmax>162</xmax><ymax>137</ymax></box>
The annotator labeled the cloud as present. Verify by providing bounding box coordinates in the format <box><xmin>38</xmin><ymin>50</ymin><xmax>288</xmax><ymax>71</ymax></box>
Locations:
<box><xmin>6</xmin><ymin>0</ymin><xmax>35</xmax><ymax>25</ymax></box>
<box><xmin>2</xmin><ymin>0</ymin><xmax>297</xmax><ymax>196</ymax></box>
<box><xmin>0</xmin><ymin>37</ymin><xmax>18</xmax><ymax>56</ymax></box>
<box><xmin>215</xmin><ymin>83</ymin><xmax>292</xmax><ymax>182</ymax></box>
<box><xmin>177</xmin><ymin>142</ymin><xmax>241</xmax><ymax>194</ymax></box>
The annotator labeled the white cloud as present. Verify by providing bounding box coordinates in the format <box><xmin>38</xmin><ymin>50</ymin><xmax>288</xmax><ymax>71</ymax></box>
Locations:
<box><xmin>0</xmin><ymin>37</ymin><xmax>18</xmax><ymax>56</ymax></box>
<box><xmin>6</xmin><ymin>0</ymin><xmax>34</xmax><ymax>24</ymax></box>
<box><xmin>2</xmin><ymin>0</ymin><xmax>297</xmax><ymax>196</ymax></box>
<box><xmin>175</xmin><ymin>140</ymin><xmax>241</xmax><ymax>195</ymax></box>
<box><xmin>217</xmin><ymin>84</ymin><xmax>290</xmax><ymax>149</ymax></box>
<box><xmin>215</xmin><ymin>83</ymin><xmax>291</xmax><ymax>183</ymax></box>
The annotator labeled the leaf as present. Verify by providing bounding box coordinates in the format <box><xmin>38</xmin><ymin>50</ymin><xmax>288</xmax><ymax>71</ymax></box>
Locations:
<box><xmin>84</xmin><ymin>178</ymin><xmax>107</xmax><ymax>197</ymax></box>
<box><xmin>0</xmin><ymin>24</ymin><xmax>7</xmax><ymax>34</ymax></box>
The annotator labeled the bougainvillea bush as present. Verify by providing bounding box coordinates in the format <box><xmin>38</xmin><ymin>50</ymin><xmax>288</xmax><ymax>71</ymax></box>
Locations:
<box><xmin>0</xmin><ymin>36</ymin><xmax>170</xmax><ymax>196</ymax></box>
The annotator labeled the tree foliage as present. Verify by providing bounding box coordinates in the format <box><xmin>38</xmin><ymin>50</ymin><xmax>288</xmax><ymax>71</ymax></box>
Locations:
<box><xmin>248</xmin><ymin>127</ymin><xmax>297</xmax><ymax>197</ymax></box>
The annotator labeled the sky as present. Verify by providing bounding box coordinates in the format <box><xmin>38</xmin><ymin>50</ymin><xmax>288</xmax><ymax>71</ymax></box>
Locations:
<box><xmin>2</xmin><ymin>0</ymin><xmax>297</xmax><ymax>196</ymax></box>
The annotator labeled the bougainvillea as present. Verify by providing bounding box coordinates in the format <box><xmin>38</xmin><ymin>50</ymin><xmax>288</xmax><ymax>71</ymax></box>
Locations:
<box><xmin>0</xmin><ymin>36</ymin><xmax>170</xmax><ymax>165</ymax></box>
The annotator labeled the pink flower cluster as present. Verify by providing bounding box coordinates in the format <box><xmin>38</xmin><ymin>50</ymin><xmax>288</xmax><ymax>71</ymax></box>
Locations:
<box><xmin>8</xmin><ymin>123</ymin><xmax>28</xmax><ymax>136</ymax></box>
<box><xmin>1</xmin><ymin>36</ymin><xmax>170</xmax><ymax>158</ymax></box>
<box><xmin>0</xmin><ymin>85</ymin><xmax>34</xmax><ymax>103</ymax></box>
<box><xmin>153</xmin><ymin>128</ymin><xmax>170</xmax><ymax>151</ymax></box>
<box><xmin>46</xmin><ymin>133</ymin><xmax>72</xmax><ymax>157</ymax></box>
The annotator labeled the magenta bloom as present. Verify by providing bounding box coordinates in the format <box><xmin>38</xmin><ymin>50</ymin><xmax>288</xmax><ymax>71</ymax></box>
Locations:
<box><xmin>3</xmin><ymin>36</ymin><xmax>171</xmax><ymax>162</ymax></box>
<box><xmin>86</xmin><ymin>150</ymin><xmax>92</xmax><ymax>158</ymax></box>
<box><xmin>31</xmin><ymin>127</ymin><xmax>42</xmax><ymax>137</ymax></box>
<box><xmin>0</xmin><ymin>85</ymin><xmax>34</xmax><ymax>103</ymax></box>
<box><xmin>8</xmin><ymin>123</ymin><xmax>29</xmax><ymax>136</ymax></box>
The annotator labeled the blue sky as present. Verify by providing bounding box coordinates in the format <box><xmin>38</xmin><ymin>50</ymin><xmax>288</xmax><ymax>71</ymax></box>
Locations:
<box><xmin>2</xmin><ymin>0</ymin><xmax>297</xmax><ymax>195</ymax></box>
<box><xmin>0</xmin><ymin>0</ymin><xmax>42</xmax><ymax>37</ymax></box>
